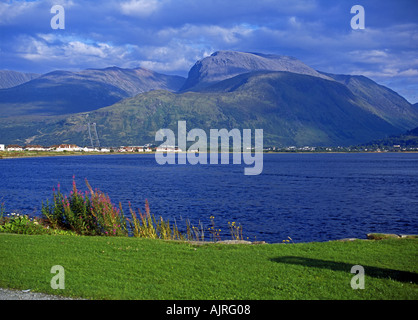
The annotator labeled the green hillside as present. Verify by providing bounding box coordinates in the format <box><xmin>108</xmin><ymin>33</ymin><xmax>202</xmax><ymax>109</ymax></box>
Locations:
<box><xmin>363</xmin><ymin>126</ymin><xmax>418</xmax><ymax>148</ymax></box>
<box><xmin>0</xmin><ymin>71</ymin><xmax>406</xmax><ymax>147</ymax></box>
<box><xmin>322</xmin><ymin>73</ymin><xmax>418</xmax><ymax>130</ymax></box>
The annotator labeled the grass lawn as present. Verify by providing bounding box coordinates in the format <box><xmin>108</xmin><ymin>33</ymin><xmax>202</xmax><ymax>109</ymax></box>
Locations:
<box><xmin>0</xmin><ymin>233</ymin><xmax>417</xmax><ymax>300</ymax></box>
<box><xmin>0</xmin><ymin>151</ymin><xmax>118</xmax><ymax>159</ymax></box>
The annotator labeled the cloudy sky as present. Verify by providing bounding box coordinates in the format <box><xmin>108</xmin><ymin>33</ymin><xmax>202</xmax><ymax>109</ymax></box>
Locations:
<box><xmin>1</xmin><ymin>0</ymin><xmax>417</xmax><ymax>103</ymax></box>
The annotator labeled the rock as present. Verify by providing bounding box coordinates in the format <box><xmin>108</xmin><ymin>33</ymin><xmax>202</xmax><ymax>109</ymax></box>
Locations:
<box><xmin>252</xmin><ymin>241</ymin><xmax>267</xmax><ymax>245</ymax></box>
<box><xmin>337</xmin><ymin>238</ymin><xmax>359</xmax><ymax>242</ymax></box>
<box><xmin>400</xmin><ymin>234</ymin><xmax>418</xmax><ymax>239</ymax></box>
<box><xmin>217</xmin><ymin>240</ymin><xmax>252</xmax><ymax>245</ymax></box>
<box><xmin>366</xmin><ymin>233</ymin><xmax>400</xmax><ymax>240</ymax></box>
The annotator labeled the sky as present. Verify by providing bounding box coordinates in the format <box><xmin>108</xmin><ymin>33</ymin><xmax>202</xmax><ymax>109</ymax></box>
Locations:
<box><xmin>0</xmin><ymin>0</ymin><xmax>417</xmax><ymax>103</ymax></box>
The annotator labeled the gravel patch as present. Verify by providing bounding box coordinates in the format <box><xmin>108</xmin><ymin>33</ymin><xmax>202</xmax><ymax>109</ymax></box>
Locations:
<box><xmin>0</xmin><ymin>288</ymin><xmax>83</xmax><ymax>300</ymax></box>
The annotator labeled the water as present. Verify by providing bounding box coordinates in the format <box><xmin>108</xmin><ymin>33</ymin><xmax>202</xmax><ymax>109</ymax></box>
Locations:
<box><xmin>0</xmin><ymin>153</ymin><xmax>417</xmax><ymax>243</ymax></box>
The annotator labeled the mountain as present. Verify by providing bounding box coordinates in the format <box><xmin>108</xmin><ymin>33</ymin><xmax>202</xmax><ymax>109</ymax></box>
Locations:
<box><xmin>1</xmin><ymin>50</ymin><xmax>418</xmax><ymax>147</ymax></box>
<box><xmin>321</xmin><ymin>73</ymin><xmax>418</xmax><ymax>131</ymax></box>
<box><xmin>0</xmin><ymin>67</ymin><xmax>185</xmax><ymax>117</ymax></box>
<box><xmin>363</xmin><ymin>126</ymin><xmax>418</xmax><ymax>148</ymax></box>
<box><xmin>408</xmin><ymin>126</ymin><xmax>418</xmax><ymax>135</ymax></box>
<box><xmin>180</xmin><ymin>51</ymin><xmax>332</xmax><ymax>91</ymax></box>
<box><xmin>0</xmin><ymin>70</ymin><xmax>40</xmax><ymax>89</ymax></box>
<box><xmin>0</xmin><ymin>70</ymin><xmax>405</xmax><ymax>147</ymax></box>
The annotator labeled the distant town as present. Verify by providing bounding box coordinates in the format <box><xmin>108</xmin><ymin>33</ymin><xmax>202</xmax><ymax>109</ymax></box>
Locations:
<box><xmin>0</xmin><ymin>143</ymin><xmax>170</xmax><ymax>153</ymax></box>
<box><xmin>1</xmin><ymin>143</ymin><xmax>417</xmax><ymax>154</ymax></box>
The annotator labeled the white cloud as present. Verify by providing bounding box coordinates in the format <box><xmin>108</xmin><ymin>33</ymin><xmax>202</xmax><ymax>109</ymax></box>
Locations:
<box><xmin>15</xmin><ymin>33</ymin><xmax>134</xmax><ymax>70</ymax></box>
<box><xmin>353</xmin><ymin>68</ymin><xmax>418</xmax><ymax>79</ymax></box>
<box><xmin>132</xmin><ymin>42</ymin><xmax>212</xmax><ymax>74</ymax></box>
<box><xmin>64</xmin><ymin>41</ymin><xmax>115</xmax><ymax>59</ymax></box>
<box><xmin>288</xmin><ymin>16</ymin><xmax>301</xmax><ymax>28</ymax></box>
<box><xmin>120</xmin><ymin>0</ymin><xmax>164</xmax><ymax>17</ymax></box>
<box><xmin>0</xmin><ymin>0</ymin><xmax>39</xmax><ymax>25</ymax></box>
<box><xmin>157</xmin><ymin>23</ymin><xmax>255</xmax><ymax>47</ymax></box>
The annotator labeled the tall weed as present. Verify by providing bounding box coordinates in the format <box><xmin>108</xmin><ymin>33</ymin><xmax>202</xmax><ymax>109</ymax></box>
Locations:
<box><xmin>42</xmin><ymin>178</ymin><xmax>128</xmax><ymax>236</ymax></box>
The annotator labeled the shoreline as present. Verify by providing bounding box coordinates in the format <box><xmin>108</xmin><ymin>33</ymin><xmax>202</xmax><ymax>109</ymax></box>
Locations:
<box><xmin>1</xmin><ymin>150</ymin><xmax>418</xmax><ymax>160</ymax></box>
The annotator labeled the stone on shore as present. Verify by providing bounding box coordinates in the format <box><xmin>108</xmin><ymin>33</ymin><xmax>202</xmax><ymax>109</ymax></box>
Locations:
<box><xmin>366</xmin><ymin>233</ymin><xmax>400</xmax><ymax>240</ymax></box>
<box><xmin>217</xmin><ymin>240</ymin><xmax>252</xmax><ymax>245</ymax></box>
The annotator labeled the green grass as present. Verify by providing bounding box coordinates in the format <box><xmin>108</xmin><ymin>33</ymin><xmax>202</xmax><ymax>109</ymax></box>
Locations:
<box><xmin>0</xmin><ymin>151</ymin><xmax>118</xmax><ymax>159</ymax></box>
<box><xmin>1</xmin><ymin>233</ymin><xmax>417</xmax><ymax>300</ymax></box>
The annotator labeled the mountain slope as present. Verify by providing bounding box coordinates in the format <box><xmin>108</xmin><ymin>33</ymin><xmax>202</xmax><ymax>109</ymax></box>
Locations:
<box><xmin>0</xmin><ymin>67</ymin><xmax>185</xmax><ymax>117</ymax></box>
<box><xmin>0</xmin><ymin>70</ymin><xmax>40</xmax><ymax>89</ymax></box>
<box><xmin>322</xmin><ymin>72</ymin><xmax>418</xmax><ymax>131</ymax></box>
<box><xmin>180</xmin><ymin>51</ymin><xmax>332</xmax><ymax>91</ymax></box>
<box><xmin>0</xmin><ymin>71</ymin><xmax>402</xmax><ymax>147</ymax></box>
<box><xmin>364</xmin><ymin>126</ymin><xmax>418</xmax><ymax>147</ymax></box>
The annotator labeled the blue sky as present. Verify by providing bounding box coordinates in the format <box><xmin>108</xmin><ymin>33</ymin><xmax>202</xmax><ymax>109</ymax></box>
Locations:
<box><xmin>1</xmin><ymin>0</ymin><xmax>417</xmax><ymax>103</ymax></box>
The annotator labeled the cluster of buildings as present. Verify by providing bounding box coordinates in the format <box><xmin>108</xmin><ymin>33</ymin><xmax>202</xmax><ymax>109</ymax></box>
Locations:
<box><xmin>115</xmin><ymin>145</ymin><xmax>182</xmax><ymax>152</ymax></box>
<box><xmin>0</xmin><ymin>144</ymin><xmax>111</xmax><ymax>152</ymax></box>
<box><xmin>0</xmin><ymin>143</ymin><xmax>183</xmax><ymax>153</ymax></box>
<box><xmin>2</xmin><ymin>143</ymin><xmax>415</xmax><ymax>154</ymax></box>
<box><xmin>263</xmin><ymin>145</ymin><xmax>418</xmax><ymax>152</ymax></box>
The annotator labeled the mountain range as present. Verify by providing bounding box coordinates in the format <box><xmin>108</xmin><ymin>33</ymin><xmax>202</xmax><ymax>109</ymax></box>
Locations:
<box><xmin>0</xmin><ymin>70</ymin><xmax>40</xmax><ymax>89</ymax></box>
<box><xmin>0</xmin><ymin>67</ymin><xmax>185</xmax><ymax>117</ymax></box>
<box><xmin>1</xmin><ymin>51</ymin><xmax>418</xmax><ymax>147</ymax></box>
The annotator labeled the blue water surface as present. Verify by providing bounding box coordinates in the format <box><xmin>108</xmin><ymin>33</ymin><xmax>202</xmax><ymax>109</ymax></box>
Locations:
<box><xmin>0</xmin><ymin>153</ymin><xmax>417</xmax><ymax>243</ymax></box>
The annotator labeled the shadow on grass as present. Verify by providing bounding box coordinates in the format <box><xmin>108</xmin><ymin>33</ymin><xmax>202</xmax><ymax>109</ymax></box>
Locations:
<box><xmin>270</xmin><ymin>256</ymin><xmax>418</xmax><ymax>284</ymax></box>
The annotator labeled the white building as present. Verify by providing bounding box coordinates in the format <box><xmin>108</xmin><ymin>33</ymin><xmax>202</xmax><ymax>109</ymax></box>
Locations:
<box><xmin>54</xmin><ymin>144</ymin><xmax>82</xmax><ymax>152</ymax></box>
<box><xmin>118</xmin><ymin>146</ymin><xmax>147</xmax><ymax>152</ymax></box>
<box><xmin>155</xmin><ymin>146</ymin><xmax>181</xmax><ymax>152</ymax></box>
<box><xmin>6</xmin><ymin>145</ymin><xmax>23</xmax><ymax>151</ymax></box>
<box><xmin>24</xmin><ymin>145</ymin><xmax>47</xmax><ymax>151</ymax></box>
<box><xmin>0</xmin><ymin>144</ymin><xmax>4</xmax><ymax>151</ymax></box>
<box><xmin>118</xmin><ymin>146</ymin><xmax>134</xmax><ymax>152</ymax></box>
